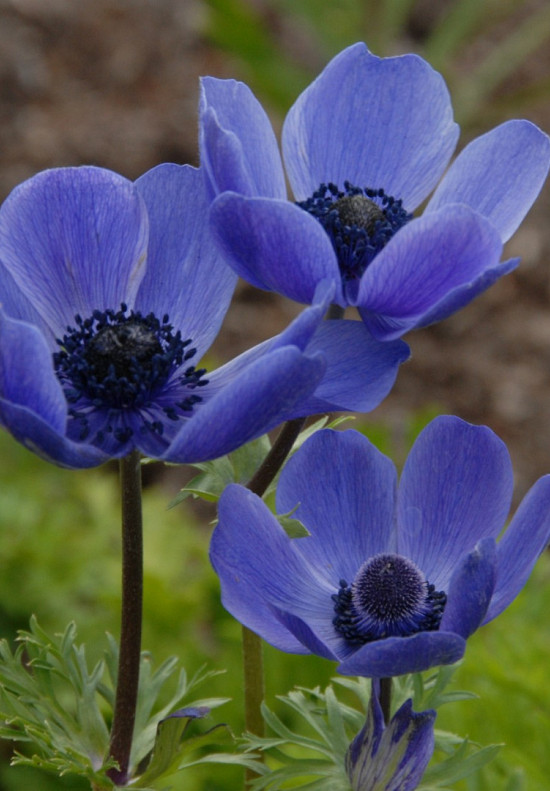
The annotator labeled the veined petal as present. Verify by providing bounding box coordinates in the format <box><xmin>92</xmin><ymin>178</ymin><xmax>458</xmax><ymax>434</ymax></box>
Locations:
<box><xmin>439</xmin><ymin>538</ymin><xmax>496</xmax><ymax>638</ymax></box>
<box><xmin>276</xmin><ymin>429</ymin><xmax>397</xmax><ymax>586</ymax></box>
<box><xmin>210</xmin><ymin>485</ymin><xmax>334</xmax><ymax>648</ymax></box>
<box><xmin>355</xmin><ymin>205</ymin><xmax>503</xmax><ymax>340</ymax></box>
<box><xmin>0</xmin><ymin>311</ymin><xmax>67</xmax><ymax>433</ymax></box>
<box><xmin>163</xmin><ymin>346</ymin><xmax>326</xmax><ymax>463</ymax></box>
<box><xmin>397</xmin><ymin>417</ymin><xmax>513</xmax><ymax>589</ymax></box>
<box><xmin>200</xmin><ymin>77</ymin><xmax>287</xmax><ymax>199</ymax></box>
<box><xmin>338</xmin><ymin>630</ymin><xmax>465</xmax><ymax>677</ymax></box>
<box><xmin>0</xmin><ymin>167</ymin><xmax>149</xmax><ymax>336</ymax></box>
<box><xmin>134</xmin><ymin>164</ymin><xmax>237</xmax><ymax>358</ymax></box>
<box><xmin>210</xmin><ymin>192</ymin><xmax>342</xmax><ymax>304</ymax></box>
<box><xmin>0</xmin><ymin>311</ymin><xmax>107</xmax><ymax>468</ymax></box>
<box><xmin>484</xmin><ymin>475</ymin><xmax>550</xmax><ymax>623</ymax></box>
<box><xmin>187</xmin><ymin>292</ymin><xmax>329</xmax><ymax>403</ymax></box>
<box><xmin>281</xmin><ymin>319</ymin><xmax>410</xmax><ymax>416</ymax></box>
<box><xmin>414</xmin><ymin>257</ymin><xmax>518</xmax><ymax>328</ymax></box>
<box><xmin>426</xmin><ymin>120</ymin><xmax>550</xmax><ymax>242</ymax></box>
<box><xmin>282</xmin><ymin>42</ymin><xmax>458</xmax><ymax>208</ymax></box>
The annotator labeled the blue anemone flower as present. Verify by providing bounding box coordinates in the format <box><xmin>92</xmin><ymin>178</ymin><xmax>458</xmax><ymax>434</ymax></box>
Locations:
<box><xmin>201</xmin><ymin>42</ymin><xmax>550</xmax><ymax>340</ymax></box>
<box><xmin>0</xmin><ymin>165</ymin><xmax>409</xmax><ymax>468</ymax></box>
<box><xmin>210</xmin><ymin>418</ymin><xmax>550</xmax><ymax>677</ymax></box>
<box><xmin>346</xmin><ymin>681</ymin><xmax>435</xmax><ymax>791</ymax></box>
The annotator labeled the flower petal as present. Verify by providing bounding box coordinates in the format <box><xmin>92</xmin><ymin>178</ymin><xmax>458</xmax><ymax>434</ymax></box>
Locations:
<box><xmin>200</xmin><ymin>77</ymin><xmax>287</xmax><ymax>199</ymax></box>
<box><xmin>210</xmin><ymin>192</ymin><xmax>342</xmax><ymax>304</ymax></box>
<box><xmin>0</xmin><ymin>311</ymin><xmax>107</xmax><ymax>468</ymax></box>
<box><xmin>276</xmin><ymin>429</ymin><xmax>397</xmax><ymax>586</ymax></box>
<box><xmin>210</xmin><ymin>484</ymin><xmax>333</xmax><ymax>651</ymax></box>
<box><xmin>0</xmin><ymin>167</ymin><xmax>149</xmax><ymax>335</ymax></box>
<box><xmin>281</xmin><ymin>319</ymin><xmax>410</xmax><ymax>416</ymax></box>
<box><xmin>338</xmin><ymin>630</ymin><xmax>465</xmax><ymax>677</ymax></box>
<box><xmin>134</xmin><ymin>164</ymin><xmax>237</xmax><ymax>358</ymax></box>
<box><xmin>163</xmin><ymin>345</ymin><xmax>326</xmax><ymax>463</ymax></box>
<box><xmin>413</xmin><ymin>257</ymin><xmax>518</xmax><ymax>328</ymax></box>
<box><xmin>426</xmin><ymin>120</ymin><xmax>550</xmax><ymax>242</ymax></box>
<box><xmin>356</xmin><ymin>205</ymin><xmax>503</xmax><ymax>340</ymax></box>
<box><xmin>282</xmin><ymin>42</ymin><xmax>458</xmax><ymax>208</ymax></box>
<box><xmin>439</xmin><ymin>538</ymin><xmax>496</xmax><ymax>638</ymax></box>
<box><xmin>397</xmin><ymin>416</ymin><xmax>513</xmax><ymax>589</ymax></box>
<box><xmin>484</xmin><ymin>475</ymin><xmax>550</xmax><ymax>624</ymax></box>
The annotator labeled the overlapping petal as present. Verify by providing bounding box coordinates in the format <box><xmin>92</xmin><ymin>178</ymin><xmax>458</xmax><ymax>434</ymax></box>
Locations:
<box><xmin>134</xmin><ymin>164</ymin><xmax>237</xmax><ymax>358</ymax></box>
<box><xmin>0</xmin><ymin>167</ymin><xmax>149</xmax><ymax>337</ymax></box>
<box><xmin>282</xmin><ymin>42</ymin><xmax>459</xmax><ymax>208</ymax></box>
<box><xmin>355</xmin><ymin>206</ymin><xmax>503</xmax><ymax>340</ymax></box>
<box><xmin>0</xmin><ymin>164</ymin><xmax>409</xmax><ymax>468</ymax></box>
<box><xmin>426</xmin><ymin>120</ymin><xmax>550</xmax><ymax>242</ymax></box>
<box><xmin>276</xmin><ymin>429</ymin><xmax>397</xmax><ymax>585</ymax></box>
<box><xmin>203</xmin><ymin>42</ymin><xmax>550</xmax><ymax>339</ymax></box>
<box><xmin>210</xmin><ymin>193</ymin><xmax>342</xmax><ymax>304</ymax></box>
<box><xmin>211</xmin><ymin>419</ymin><xmax>550</xmax><ymax>677</ymax></box>
<box><xmin>200</xmin><ymin>77</ymin><xmax>287</xmax><ymax>200</ymax></box>
<box><xmin>397</xmin><ymin>417</ymin><xmax>513</xmax><ymax>588</ymax></box>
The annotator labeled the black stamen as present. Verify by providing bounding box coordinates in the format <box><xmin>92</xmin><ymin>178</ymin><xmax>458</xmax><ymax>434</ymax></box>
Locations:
<box><xmin>53</xmin><ymin>304</ymin><xmax>208</xmax><ymax>446</ymax></box>
<box><xmin>297</xmin><ymin>182</ymin><xmax>412</xmax><ymax>285</ymax></box>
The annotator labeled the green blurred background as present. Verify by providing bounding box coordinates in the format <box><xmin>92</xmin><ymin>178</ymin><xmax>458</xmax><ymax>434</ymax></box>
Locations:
<box><xmin>1</xmin><ymin>1</ymin><xmax>550</xmax><ymax>788</ymax></box>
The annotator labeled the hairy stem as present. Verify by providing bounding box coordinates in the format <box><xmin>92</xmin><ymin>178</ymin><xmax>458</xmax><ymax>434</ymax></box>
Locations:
<box><xmin>107</xmin><ymin>450</ymin><xmax>143</xmax><ymax>785</ymax></box>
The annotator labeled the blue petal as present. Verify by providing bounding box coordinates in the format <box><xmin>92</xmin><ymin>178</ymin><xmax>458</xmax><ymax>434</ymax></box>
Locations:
<box><xmin>0</xmin><ymin>311</ymin><xmax>107</xmax><ymax>468</ymax></box>
<box><xmin>355</xmin><ymin>205</ymin><xmax>503</xmax><ymax>340</ymax></box>
<box><xmin>200</xmin><ymin>77</ymin><xmax>287</xmax><ymax>199</ymax></box>
<box><xmin>413</xmin><ymin>257</ymin><xmax>519</xmax><ymax>328</ymax></box>
<box><xmin>210</xmin><ymin>192</ymin><xmax>342</xmax><ymax>304</ymax></box>
<box><xmin>282</xmin><ymin>43</ymin><xmax>458</xmax><ymax>208</ymax></box>
<box><xmin>484</xmin><ymin>475</ymin><xmax>550</xmax><ymax>624</ymax></box>
<box><xmin>281</xmin><ymin>319</ymin><xmax>410</xmax><ymax>416</ymax></box>
<box><xmin>338</xmin><ymin>630</ymin><xmax>465</xmax><ymax>677</ymax></box>
<box><xmin>397</xmin><ymin>416</ymin><xmax>513</xmax><ymax>589</ymax></box>
<box><xmin>134</xmin><ymin>164</ymin><xmax>237</xmax><ymax>359</ymax></box>
<box><xmin>270</xmin><ymin>608</ymin><xmax>338</xmax><ymax>660</ymax></box>
<box><xmin>426</xmin><ymin>120</ymin><xmax>550</xmax><ymax>242</ymax></box>
<box><xmin>276</xmin><ymin>429</ymin><xmax>397</xmax><ymax>586</ymax></box>
<box><xmin>162</xmin><ymin>346</ymin><xmax>326</xmax><ymax>463</ymax></box>
<box><xmin>0</xmin><ymin>167</ymin><xmax>149</xmax><ymax>335</ymax></box>
<box><xmin>0</xmin><ymin>261</ymin><xmax>53</xmax><ymax>345</ymax></box>
<box><xmin>439</xmin><ymin>538</ymin><xmax>496</xmax><ymax>638</ymax></box>
<box><xmin>210</xmin><ymin>484</ymin><xmax>334</xmax><ymax>651</ymax></box>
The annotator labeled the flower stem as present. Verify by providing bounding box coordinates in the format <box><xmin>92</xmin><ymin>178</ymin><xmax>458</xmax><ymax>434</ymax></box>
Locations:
<box><xmin>379</xmin><ymin>677</ymin><xmax>392</xmax><ymax>725</ymax></box>
<box><xmin>107</xmin><ymin>450</ymin><xmax>143</xmax><ymax>785</ymax></box>
<box><xmin>242</xmin><ymin>417</ymin><xmax>306</xmax><ymax>743</ymax></box>
<box><xmin>246</xmin><ymin>417</ymin><xmax>306</xmax><ymax>498</ymax></box>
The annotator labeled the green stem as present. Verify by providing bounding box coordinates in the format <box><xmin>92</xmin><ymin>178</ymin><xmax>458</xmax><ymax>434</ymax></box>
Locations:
<box><xmin>242</xmin><ymin>417</ymin><xmax>306</xmax><ymax>745</ymax></box>
<box><xmin>107</xmin><ymin>450</ymin><xmax>143</xmax><ymax>785</ymax></box>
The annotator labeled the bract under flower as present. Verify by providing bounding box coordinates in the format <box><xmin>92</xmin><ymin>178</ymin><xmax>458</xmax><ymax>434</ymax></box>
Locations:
<box><xmin>0</xmin><ymin>165</ymin><xmax>409</xmax><ymax>468</ymax></box>
<box><xmin>210</xmin><ymin>418</ymin><xmax>550</xmax><ymax>676</ymax></box>
<box><xmin>202</xmin><ymin>42</ymin><xmax>550</xmax><ymax>340</ymax></box>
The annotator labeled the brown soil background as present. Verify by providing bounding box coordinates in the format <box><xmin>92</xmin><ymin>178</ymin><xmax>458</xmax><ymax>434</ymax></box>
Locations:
<box><xmin>1</xmin><ymin>0</ymin><xmax>550</xmax><ymax>502</ymax></box>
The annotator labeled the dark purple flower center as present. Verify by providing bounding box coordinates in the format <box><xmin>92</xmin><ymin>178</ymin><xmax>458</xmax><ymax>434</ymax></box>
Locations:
<box><xmin>297</xmin><ymin>182</ymin><xmax>412</xmax><ymax>288</ymax></box>
<box><xmin>332</xmin><ymin>553</ymin><xmax>446</xmax><ymax>645</ymax></box>
<box><xmin>53</xmin><ymin>304</ymin><xmax>208</xmax><ymax>444</ymax></box>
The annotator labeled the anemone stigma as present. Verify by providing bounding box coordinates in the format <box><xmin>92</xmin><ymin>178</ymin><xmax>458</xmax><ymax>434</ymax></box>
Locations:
<box><xmin>297</xmin><ymin>182</ymin><xmax>412</xmax><ymax>289</ymax></box>
<box><xmin>332</xmin><ymin>553</ymin><xmax>446</xmax><ymax>645</ymax></box>
<box><xmin>53</xmin><ymin>304</ymin><xmax>208</xmax><ymax>445</ymax></box>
